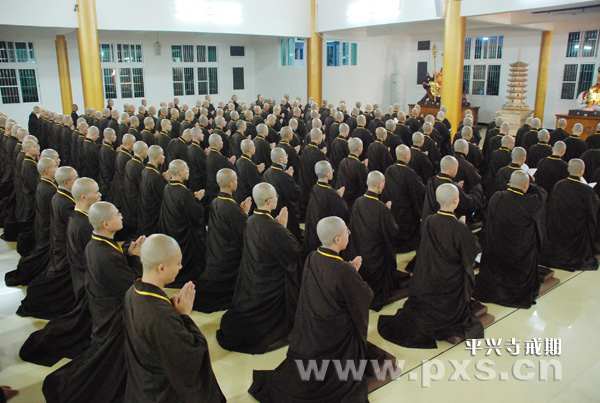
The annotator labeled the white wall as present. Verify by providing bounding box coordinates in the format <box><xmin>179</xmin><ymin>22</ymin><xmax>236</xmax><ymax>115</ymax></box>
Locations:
<box><xmin>0</xmin><ymin>0</ymin><xmax>311</xmax><ymax>37</ymax></box>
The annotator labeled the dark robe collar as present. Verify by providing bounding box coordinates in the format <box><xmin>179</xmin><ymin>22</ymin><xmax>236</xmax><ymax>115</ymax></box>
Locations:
<box><xmin>548</xmin><ymin>155</ymin><xmax>563</xmax><ymax>161</ymax></box>
<box><xmin>272</xmin><ymin>162</ymin><xmax>285</xmax><ymax>171</ymax></box>
<box><xmin>254</xmin><ymin>209</ymin><xmax>274</xmax><ymax>219</ymax></box>
<box><xmin>217</xmin><ymin>192</ymin><xmax>236</xmax><ymax>202</ymax></box>
<box><xmin>91</xmin><ymin>232</ymin><xmax>124</xmax><ymax>254</ymax></box>
<box><xmin>436</xmin><ymin>172</ymin><xmax>454</xmax><ymax>182</ymax></box>
<box><xmin>133</xmin><ymin>279</ymin><xmax>172</xmax><ymax>305</ymax></box>
<box><xmin>316</xmin><ymin>181</ymin><xmax>332</xmax><ymax>189</ymax></box>
<box><xmin>364</xmin><ymin>190</ymin><xmax>380</xmax><ymax>200</ymax></box>
<box><xmin>507</xmin><ymin>186</ymin><xmax>525</xmax><ymax>196</ymax></box>
<box><xmin>317</xmin><ymin>247</ymin><xmax>343</xmax><ymax>261</ymax></box>
<box><xmin>567</xmin><ymin>175</ymin><xmax>583</xmax><ymax>183</ymax></box>
<box><xmin>437</xmin><ymin>210</ymin><xmax>457</xmax><ymax>219</ymax></box>
<box><xmin>508</xmin><ymin>163</ymin><xmax>522</xmax><ymax>170</ymax></box>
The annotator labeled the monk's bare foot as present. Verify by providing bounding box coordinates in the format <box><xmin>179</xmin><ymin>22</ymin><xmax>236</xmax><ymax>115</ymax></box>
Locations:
<box><xmin>1</xmin><ymin>385</ymin><xmax>20</xmax><ymax>400</ymax></box>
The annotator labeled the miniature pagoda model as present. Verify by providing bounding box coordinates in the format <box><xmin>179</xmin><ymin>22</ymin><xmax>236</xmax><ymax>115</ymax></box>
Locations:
<box><xmin>497</xmin><ymin>50</ymin><xmax>533</xmax><ymax>135</ymax></box>
<box><xmin>503</xmin><ymin>53</ymin><xmax>530</xmax><ymax>111</ymax></box>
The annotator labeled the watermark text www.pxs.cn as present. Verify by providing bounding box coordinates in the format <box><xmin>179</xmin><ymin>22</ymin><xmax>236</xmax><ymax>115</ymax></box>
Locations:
<box><xmin>294</xmin><ymin>337</ymin><xmax>563</xmax><ymax>387</ymax></box>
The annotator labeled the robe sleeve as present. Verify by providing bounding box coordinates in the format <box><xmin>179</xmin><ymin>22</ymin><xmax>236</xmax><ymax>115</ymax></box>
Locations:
<box><xmin>340</xmin><ymin>265</ymin><xmax>373</xmax><ymax>339</ymax></box>
<box><xmin>148</xmin><ymin>306</ymin><xmax>215</xmax><ymax>402</ymax></box>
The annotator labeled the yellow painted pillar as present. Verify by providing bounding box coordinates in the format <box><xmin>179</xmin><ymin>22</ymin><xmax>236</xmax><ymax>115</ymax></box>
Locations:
<box><xmin>440</xmin><ymin>0</ymin><xmax>466</xmax><ymax>141</ymax></box>
<box><xmin>55</xmin><ymin>35</ymin><xmax>73</xmax><ymax>115</ymax></box>
<box><xmin>76</xmin><ymin>0</ymin><xmax>104</xmax><ymax>110</ymax></box>
<box><xmin>306</xmin><ymin>0</ymin><xmax>322</xmax><ymax>105</ymax></box>
<box><xmin>534</xmin><ymin>31</ymin><xmax>553</xmax><ymax>124</ymax></box>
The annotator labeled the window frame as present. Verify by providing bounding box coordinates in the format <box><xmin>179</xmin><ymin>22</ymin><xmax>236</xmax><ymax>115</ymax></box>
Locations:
<box><xmin>101</xmin><ymin>42</ymin><xmax>145</xmax><ymax>99</ymax></box>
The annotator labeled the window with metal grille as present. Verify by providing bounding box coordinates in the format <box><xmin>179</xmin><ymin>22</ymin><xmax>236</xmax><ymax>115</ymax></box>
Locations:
<box><xmin>0</xmin><ymin>41</ymin><xmax>35</xmax><ymax>63</ymax></box>
<box><xmin>417</xmin><ymin>62</ymin><xmax>428</xmax><ymax>85</ymax></box>
<box><xmin>342</xmin><ymin>42</ymin><xmax>350</xmax><ymax>66</ymax></box>
<box><xmin>233</xmin><ymin>67</ymin><xmax>244</xmax><ymax>90</ymax></box>
<box><xmin>582</xmin><ymin>30</ymin><xmax>598</xmax><ymax>58</ymax></box>
<box><xmin>230</xmin><ymin>46</ymin><xmax>245</xmax><ymax>56</ymax></box>
<box><xmin>173</xmin><ymin>67</ymin><xmax>184</xmax><ymax>96</ymax></box>
<box><xmin>208</xmin><ymin>67</ymin><xmax>218</xmax><ymax>94</ymax></box>
<box><xmin>117</xmin><ymin>44</ymin><xmax>142</xmax><ymax>62</ymax></box>
<box><xmin>486</xmin><ymin>65</ymin><xmax>501</xmax><ymax>96</ymax></box>
<box><xmin>197</xmin><ymin>45</ymin><xmax>207</xmax><ymax>63</ymax></box>
<box><xmin>197</xmin><ymin>67</ymin><xmax>208</xmax><ymax>95</ymax></box>
<box><xmin>472</xmin><ymin>65</ymin><xmax>486</xmax><ymax>95</ymax></box>
<box><xmin>463</xmin><ymin>65</ymin><xmax>471</xmax><ymax>94</ymax></box>
<box><xmin>208</xmin><ymin>46</ymin><xmax>217</xmax><ymax>62</ymax></box>
<box><xmin>281</xmin><ymin>38</ymin><xmax>305</xmax><ymax>67</ymax></box>
<box><xmin>120</xmin><ymin>68</ymin><xmax>133</xmax><ymax>98</ymax></box>
<box><xmin>561</xmin><ymin>64</ymin><xmax>578</xmax><ymax>99</ymax></box>
<box><xmin>172</xmin><ymin>45</ymin><xmax>182</xmax><ymax>62</ymax></box>
<box><xmin>132</xmin><ymin>68</ymin><xmax>144</xmax><ymax>98</ymax></box>
<box><xmin>19</xmin><ymin>69</ymin><xmax>38</xmax><ymax>102</ymax></box>
<box><xmin>0</xmin><ymin>69</ymin><xmax>19</xmax><ymax>103</ymax></box>
<box><xmin>474</xmin><ymin>37</ymin><xmax>503</xmax><ymax>59</ymax></box>
<box><xmin>184</xmin><ymin>67</ymin><xmax>194</xmax><ymax>95</ymax></box>
<box><xmin>101</xmin><ymin>44</ymin><xmax>114</xmax><ymax>62</ymax></box>
<box><xmin>327</xmin><ymin>41</ymin><xmax>340</xmax><ymax>66</ymax></box>
<box><xmin>464</xmin><ymin>38</ymin><xmax>471</xmax><ymax>59</ymax></box>
<box><xmin>578</xmin><ymin>64</ymin><xmax>595</xmax><ymax>96</ymax></box>
<box><xmin>103</xmin><ymin>68</ymin><xmax>117</xmax><ymax>99</ymax></box>
<box><xmin>183</xmin><ymin>45</ymin><xmax>194</xmax><ymax>62</ymax></box>
<box><xmin>417</xmin><ymin>41</ymin><xmax>430</xmax><ymax>51</ymax></box>
<box><xmin>567</xmin><ymin>32</ymin><xmax>580</xmax><ymax>57</ymax></box>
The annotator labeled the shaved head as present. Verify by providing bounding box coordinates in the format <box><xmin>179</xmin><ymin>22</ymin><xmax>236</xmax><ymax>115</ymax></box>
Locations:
<box><xmin>252</xmin><ymin>182</ymin><xmax>276</xmax><ymax>207</ymax></box>
<box><xmin>412</xmin><ymin>132</ymin><xmax>424</xmax><ymax>145</ymax></box>
<box><xmin>568</xmin><ymin>158</ymin><xmax>585</xmax><ymax>176</ymax></box>
<box><xmin>454</xmin><ymin>139</ymin><xmax>469</xmax><ymax>154</ymax></box>
<box><xmin>538</xmin><ymin>129</ymin><xmax>550</xmax><ymax>142</ymax></box>
<box><xmin>440</xmin><ymin>155</ymin><xmax>458</xmax><ymax>173</ymax></box>
<box><xmin>436</xmin><ymin>183</ymin><xmax>459</xmax><ymax>208</ymax></box>
<box><xmin>148</xmin><ymin>145</ymin><xmax>163</xmax><ymax>159</ymax></box>
<box><xmin>217</xmin><ymin>168</ymin><xmax>237</xmax><ymax>187</ymax></box>
<box><xmin>169</xmin><ymin>159</ymin><xmax>188</xmax><ymax>176</ymax></box>
<box><xmin>133</xmin><ymin>141</ymin><xmax>148</xmax><ymax>155</ymax></box>
<box><xmin>510</xmin><ymin>170</ymin><xmax>529</xmax><ymax>191</ymax></box>
<box><xmin>88</xmin><ymin>201</ymin><xmax>117</xmax><ymax>231</ymax></box>
<box><xmin>461</xmin><ymin>126</ymin><xmax>473</xmax><ymax>140</ymax></box>
<box><xmin>315</xmin><ymin>160</ymin><xmax>332</xmax><ymax>180</ymax></box>
<box><xmin>317</xmin><ymin>216</ymin><xmax>347</xmax><ymax>247</ymax></box>
<box><xmin>271</xmin><ymin>147</ymin><xmax>287</xmax><ymax>163</ymax></box>
<box><xmin>208</xmin><ymin>133</ymin><xmax>221</xmax><ymax>147</ymax></box>
<box><xmin>396</xmin><ymin>144</ymin><xmax>410</xmax><ymax>161</ymax></box>
<box><xmin>141</xmin><ymin>234</ymin><xmax>181</xmax><ymax>272</ymax></box>
<box><xmin>348</xmin><ymin>137</ymin><xmax>362</xmax><ymax>153</ymax></box>
<box><xmin>55</xmin><ymin>166</ymin><xmax>77</xmax><ymax>186</ymax></box>
<box><xmin>37</xmin><ymin>157</ymin><xmax>56</xmax><ymax>175</ymax></box>
<box><xmin>375</xmin><ymin>127</ymin><xmax>386</xmax><ymax>140</ymax></box>
<box><xmin>122</xmin><ymin>133</ymin><xmax>135</xmax><ymax>146</ymax></box>
<box><xmin>553</xmin><ymin>141</ymin><xmax>566</xmax><ymax>156</ymax></box>
<box><xmin>366</xmin><ymin>170</ymin><xmax>385</xmax><ymax>188</ymax></box>
<box><xmin>22</xmin><ymin>139</ymin><xmax>37</xmax><ymax>152</ymax></box>
<box><xmin>502</xmin><ymin>135</ymin><xmax>515</xmax><ymax>148</ymax></box>
<box><xmin>241</xmin><ymin>138</ymin><xmax>254</xmax><ymax>154</ymax></box>
<box><xmin>181</xmin><ymin>129</ymin><xmax>192</xmax><ymax>142</ymax></box>
<box><xmin>573</xmin><ymin>123</ymin><xmax>583</xmax><ymax>135</ymax></box>
<box><xmin>310</xmin><ymin>128</ymin><xmax>322</xmax><ymax>143</ymax></box>
<box><xmin>512</xmin><ymin>147</ymin><xmax>527</xmax><ymax>164</ymax></box>
<box><xmin>72</xmin><ymin>177</ymin><xmax>99</xmax><ymax>201</ymax></box>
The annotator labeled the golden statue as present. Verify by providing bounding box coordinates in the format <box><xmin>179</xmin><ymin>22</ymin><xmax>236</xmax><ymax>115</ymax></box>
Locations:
<box><xmin>430</xmin><ymin>45</ymin><xmax>441</xmax><ymax>98</ymax></box>
<box><xmin>583</xmin><ymin>67</ymin><xmax>600</xmax><ymax>108</ymax></box>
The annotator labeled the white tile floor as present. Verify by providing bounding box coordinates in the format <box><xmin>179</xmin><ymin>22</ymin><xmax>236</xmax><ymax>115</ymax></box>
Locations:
<box><xmin>1</xmin><ymin>238</ymin><xmax>599</xmax><ymax>402</ymax></box>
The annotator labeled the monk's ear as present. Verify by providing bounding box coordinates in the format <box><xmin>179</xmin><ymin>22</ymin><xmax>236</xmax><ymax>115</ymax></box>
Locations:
<box><xmin>157</xmin><ymin>263</ymin><xmax>166</xmax><ymax>274</ymax></box>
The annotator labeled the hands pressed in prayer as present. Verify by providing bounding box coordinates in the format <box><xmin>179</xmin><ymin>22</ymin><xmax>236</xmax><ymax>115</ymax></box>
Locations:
<box><xmin>204</xmin><ymin>148</ymin><xmax>210</xmax><ymax>156</ymax></box>
<box><xmin>162</xmin><ymin>170</ymin><xmax>171</xmax><ymax>181</ymax></box>
<box><xmin>457</xmin><ymin>180</ymin><xmax>464</xmax><ymax>188</ymax></box>
<box><xmin>116</xmin><ymin>145</ymin><xmax>122</xmax><ymax>152</ymax></box>
<box><xmin>294</xmin><ymin>145</ymin><xmax>301</xmax><ymax>153</ymax></box>
<box><xmin>386</xmin><ymin>201</ymin><xmax>392</xmax><ymax>209</ymax></box>
<box><xmin>276</xmin><ymin>207</ymin><xmax>289</xmax><ymax>228</ymax></box>
<box><xmin>351</xmin><ymin>256</ymin><xmax>362</xmax><ymax>272</ymax></box>
<box><xmin>286</xmin><ymin>167</ymin><xmax>294</xmax><ymax>177</ymax></box>
<box><xmin>337</xmin><ymin>186</ymin><xmax>345</xmax><ymax>197</ymax></box>
<box><xmin>363</xmin><ymin>159</ymin><xmax>369</xmax><ymax>167</ymax></box>
<box><xmin>228</xmin><ymin>156</ymin><xmax>237</xmax><ymax>164</ymax></box>
<box><xmin>240</xmin><ymin>197</ymin><xmax>252</xmax><ymax>214</ymax></box>
<box><xmin>194</xmin><ymin>189</ymin><xmax>205</xmax><ymax>201</ymax></box>
<box><xmin>172</xmin><ymin>281</ymin><xmax>196</xmax><ymax>316</ymax></box>
<box><xmin>128</xmin><ymin>235</ymin><xmax>147</xmax><ymax>257</ymax></box>
<box><xmin>257</xmin><ymin>163</ymin><xmax>265</xmax><ymax>173</ymax></box>
<box><xmin>459</xmin><ymin>216</ymin><xmax>466</xmax><ymax>223</ymax></box>
<box><xmin>270</xmin><ymin>143</ymin><xmax>276</xmax><ymax>150</ymax></box>
<box><xmin>321</xmin><ymin>146</ymin><xmax>328</xmax><ymax>155</ymax></box>
<box><xmin>225</xmin><ymin>129</ymin><xmax>231</xmax><ymax>136</ymax></box>
<box><xmin>424</xmin><ymin>151</ymin><xmax>429</xmax><ymax>156</ymax></box>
